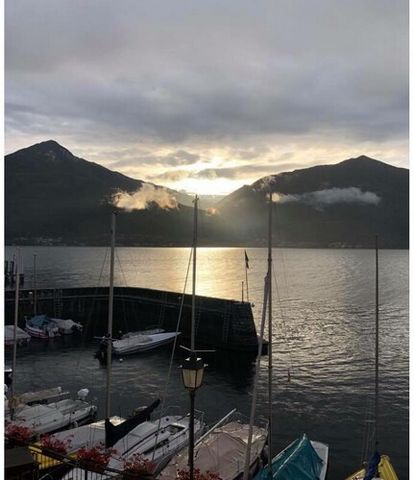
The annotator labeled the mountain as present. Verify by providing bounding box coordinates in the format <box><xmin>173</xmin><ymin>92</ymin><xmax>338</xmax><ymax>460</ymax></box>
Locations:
<box><xmin>5</xmin><ymin>140</ymin><xmax>198</xmax><ymax>245</ymax></box>
<box><xmin>217</xmin><ymin>156</ymin><xmax>408</xmax><ymax>248</ymax></box>
<box><xmin>5</xmin><ymin>142</ymin><xmax>408</xmax><ymax>248</ymax></box>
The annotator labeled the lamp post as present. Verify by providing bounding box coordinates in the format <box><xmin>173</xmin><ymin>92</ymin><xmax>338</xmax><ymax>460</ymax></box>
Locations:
<box><xmin>181</xmin><ymin>353</ymin><xmax>205</xmax><ymax>480</ymax></box>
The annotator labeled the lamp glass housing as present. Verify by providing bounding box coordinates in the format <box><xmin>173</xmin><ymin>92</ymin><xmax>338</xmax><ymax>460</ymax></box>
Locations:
<box><xmin>181</xmin><ymin>355</ymin><xmax>204</xmax><ymax>391</ymax></box>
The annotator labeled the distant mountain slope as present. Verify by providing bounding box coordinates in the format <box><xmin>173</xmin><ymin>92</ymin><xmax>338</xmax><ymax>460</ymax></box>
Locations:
<box><xmin>5</xmin><ymin>140</ymin><xmax>198</xmax><ymax>245</ymax></box>
<box><xmin>5</xmin><ymin>142</ymin><xmax>408</xmax><ymax>247</ymax></box>
<box><xmin>217</xmin><ymin>156</ymin><xmax>408</xmax><ymax>248</ymax></box>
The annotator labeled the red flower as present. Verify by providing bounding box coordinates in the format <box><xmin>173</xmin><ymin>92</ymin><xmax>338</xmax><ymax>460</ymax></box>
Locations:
<box><xmin>123</xmin><ymin>453</ymin><xmax>156</xmax><ymax>477</ymax></box>
<box><xmin>5</xmin><ymin>424</ymin><xmax>34</xmax><ymax>444</ymax></box>
<box><xmin>41</xmin><ymin>434</ymin><xmax>72</xmax><ymax>454</ymax></box>
<box><xmin>77</xmin><ymin>443</ymin><xmax>116</xmax><ymax>467</ymax></box>
<box><xmin>177</xmin><ymin>468</ymin><xmax>221</xmax><ymax>480</ymax></box>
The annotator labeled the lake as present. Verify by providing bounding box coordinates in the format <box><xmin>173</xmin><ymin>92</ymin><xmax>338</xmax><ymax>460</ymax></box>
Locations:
<box><xmin>4</xmin><ymin>246</ymin><xmax>409</xmax><ymax>479</ymax></box>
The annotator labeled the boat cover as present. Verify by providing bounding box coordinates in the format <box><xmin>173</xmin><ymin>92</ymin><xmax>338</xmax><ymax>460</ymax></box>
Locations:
<box><xmin>160</xmin><ymin>421</ymin><xmax>267</xmax><ymax>480</ymax></box>
<box><xmin>256</xmin><ymin>434</ymin><xmax>323</xmax><ymax>480</ymax></box>
<box><xmin>17</xmin><ymin>386</ymin><xmax>66</xmax><ymax>405</ymax></box>
<box><xmin>27</xmin><ymin>315</ymin><xmax>52</xmax><ymax>327</ymax></box>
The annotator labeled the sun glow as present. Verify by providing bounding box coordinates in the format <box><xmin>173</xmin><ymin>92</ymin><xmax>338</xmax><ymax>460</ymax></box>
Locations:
<box><xmin>173</xmin><ymin>177</ymin><xmax>245</xmax><ymax>196</ymax></box>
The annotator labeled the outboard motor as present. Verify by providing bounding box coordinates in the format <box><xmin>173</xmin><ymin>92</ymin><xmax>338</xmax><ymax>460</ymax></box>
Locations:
<box><xmin>4</xmin><ymin>368</ymin><xmax>12</xmax><ymax>387</ymax></box>
<box><xmin>95</xmin><ymin>335</ymin><xmax>110</xmax><ymax>364</ymax></box>
<box><xmin>77</xmin><ymin>388</ymin><xmax>89</xmax><ymax>401</ymax></box>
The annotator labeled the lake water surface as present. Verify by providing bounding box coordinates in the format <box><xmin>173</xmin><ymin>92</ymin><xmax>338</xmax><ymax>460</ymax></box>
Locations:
<box><xmin>5</xmin><ymin>246</ymin><xmax>409</xmax><ymax>479</ymax></box>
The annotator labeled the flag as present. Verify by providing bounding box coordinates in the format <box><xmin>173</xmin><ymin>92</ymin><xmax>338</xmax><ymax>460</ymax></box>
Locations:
<box><xmin>244</xmin><ymin>250</ymin><xmax>249</xmax><ymax>269</ymax></box>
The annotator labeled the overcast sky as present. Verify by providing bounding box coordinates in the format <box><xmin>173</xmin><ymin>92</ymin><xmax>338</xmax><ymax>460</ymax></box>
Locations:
<box><xmin>5</xmin><ymin>0</ymin><xmax>408</xmax><ymax>194</ymax></box>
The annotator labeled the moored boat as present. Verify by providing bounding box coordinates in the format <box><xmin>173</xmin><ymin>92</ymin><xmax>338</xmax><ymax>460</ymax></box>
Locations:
<box><xmin>254</xmin><ymin>434</ymin><xmax>328</xmax><ymax>480</ymax></box>
<box><xmin>345</xmin><ymin>238</ymin><xmax>398</xmax><ymax>480</ymax></box>
<box><xmin>51</xmin><ymin>317</ymin><xmax>83</xmax><ymax>334</ymax></box>
<box><xmin>5</xmin><ymin>325</ymin><xmax>31</xmax><ymax>346</ymax></box>
<box><xmin>25</xmin><ymin>314</ymin><xmax>59</xmax><ymax>339</ymax></box>
<box><xmin>160</xmin><ymin>418</ymin><xmax>267</xmax><ymax>480</ymax></box>
<box><xmin>6</xmin><ymin>389</ymin><xmax>97</xmax><ymax>436</ymax></box>
<box><xmin>112</xmin><ymin>331</ymin><xmax>181</xmax><ymax>356</ymax></box>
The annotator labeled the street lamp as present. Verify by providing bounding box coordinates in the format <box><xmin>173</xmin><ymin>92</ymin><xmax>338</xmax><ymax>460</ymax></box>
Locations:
<box><xmin>181</xmin><ymin>353</ymin><xmax>205</xmax><ymax>480</ymax></box>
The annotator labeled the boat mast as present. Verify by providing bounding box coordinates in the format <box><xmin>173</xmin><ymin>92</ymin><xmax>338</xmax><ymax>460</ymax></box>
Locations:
<box><xmin>10</xmin><ymin>250</ymin><xmax>20</xmax><ymax>420</ymax></box>
<box><xmin>191</xmin><ymin>195</ymin><xmax>198</xmax><ymax>351</ymax></box>
<box><xmin>33</xmin><ymin>254</ymin><xmax>37</xmax><ymax>316</ymax></box>
<box><xmin>105</xmin><ymin>212</ymin><xmax>116</xmax><ymax>419</ymax></box>
<box><xmin>267</xmin><ymin>192</ymin><xmax>273</xmax><ymax>477</ymax></box>
<box><xmin>374</xmin><ymin>235</ymin><xmax>379</xmax><ymax>448</ymax></box>
<box><xmin>242</xmin><ymin>273</ymin><xmax>269</xmax><ymax>480</ymax></box>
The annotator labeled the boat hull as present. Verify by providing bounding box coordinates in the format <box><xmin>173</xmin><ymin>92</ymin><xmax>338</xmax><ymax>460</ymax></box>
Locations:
<box><xmin>113</xmin><ymin>332</ymin><xmax>180</xmax><ymax>356</ymax></box>
<box><xmin>346</xmin><ymin>455</ymin><xmax>398</xmax><ymax>480</ymax></box>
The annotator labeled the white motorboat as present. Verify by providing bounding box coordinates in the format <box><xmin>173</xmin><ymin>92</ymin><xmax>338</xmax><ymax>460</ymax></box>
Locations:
<box><xmin>51</xmin><ymin>317</ymin><xmax>83</xmax><ymax>335</ymax></box>
<box><xmin>112</xmin><ymin>331</ymin><xmax>180</xmax><ymax>356</ymax></box>
<box><xmin>6</xmin><ymin>389</ymin><xmax>97</xmax><ymax>436</ymax></box>
<box><xmin>5</xmin><ymin>325</ymin><xmax>31</xmax><ymax>346</ymax></box>
<box><xmin>25</xmin><ymin>314</ymin><xmax>59</xmax><ymax>339</ymax></box>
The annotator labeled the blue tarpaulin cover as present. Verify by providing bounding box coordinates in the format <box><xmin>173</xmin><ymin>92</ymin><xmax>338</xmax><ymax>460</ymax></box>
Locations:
<box><xmin>28</xmin><ymin>314</ymin><xmax>51</xmax><ymax>327</ymax></box>
<box><xmin>255</xmin><ymin>434</ymin><xmax>323</xmax><ymax>480</ymax></box>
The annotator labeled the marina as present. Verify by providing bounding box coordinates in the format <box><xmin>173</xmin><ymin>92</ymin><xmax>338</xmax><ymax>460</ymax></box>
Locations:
<box><xmin>3</xmin><ymin>245</ymin><xmax>408</xmax><ymax>479</ymax></box>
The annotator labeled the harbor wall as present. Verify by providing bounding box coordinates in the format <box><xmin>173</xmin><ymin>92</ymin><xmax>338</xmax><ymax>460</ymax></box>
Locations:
<box><xmin>4</xmin><ymin>286</ymin><xmax>259</xmax><ymax>353</ymax></box>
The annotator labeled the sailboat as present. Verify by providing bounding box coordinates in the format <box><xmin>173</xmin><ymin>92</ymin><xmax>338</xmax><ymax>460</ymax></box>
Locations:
<box><xmin>245</xmin><ymin>193</ymin><xmax>328</xmax><ymax>480</ymax></box>
<box><xmin>345</xmin><ymin>237</ymin><xmax>398</xmax><ymax>480</ymax></box>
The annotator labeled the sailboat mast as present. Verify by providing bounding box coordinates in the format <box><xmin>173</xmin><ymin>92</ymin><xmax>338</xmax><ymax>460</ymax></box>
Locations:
<box><xmin>267</xmin><ymin>193</ymin><xmax>273</xmax><ymax>476</ymax></box>
<box><xmin>10</xmin><ymin>250</ymin><xmax>20</xmax><ymax>420</ymax></box>
<box><xmin>191</xmin><ymin>195</ymin><xmax>198</xmax><ymax>351</ymax></box>
<box><xmin>33</xmin><ymin>254</ymin><xmax>37</xmax><ymax>316</ymax></box>
<box><xmin>374</xmin><ymin>235</ymin><xmax>379</xmax><ymax>446</ymax></box>
<box><xmin>105</xmin><ymin>212</ymin><xmax>116</xmax><ymax>419</ymax></box>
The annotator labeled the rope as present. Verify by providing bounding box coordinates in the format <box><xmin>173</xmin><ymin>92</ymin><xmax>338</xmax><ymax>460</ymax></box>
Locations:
<box><xmin>272</xmin><ymin>263</ymin><xmax>294</xmax><ymax>380</ymax></box>
<box><xmin>115</xmin><ymin>248</ymin><xmax>128</xmax><ymax>334</ymax></box>
<box><xmin>77</xmin><ymin>247</ymin><xmax>110</xmax><ymax>367</ymax></box>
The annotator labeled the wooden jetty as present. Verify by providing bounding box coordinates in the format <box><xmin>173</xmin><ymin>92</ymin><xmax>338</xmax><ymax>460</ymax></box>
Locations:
<box><xmin>4</xmin><ymin>286</ymin><xmax>260</xmax><ymax>353</ymax></box>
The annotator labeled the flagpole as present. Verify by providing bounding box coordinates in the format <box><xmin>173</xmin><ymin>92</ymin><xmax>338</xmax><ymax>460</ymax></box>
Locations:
<box><xmin>244</xmin><ymin>250</ymin><xmax>250</xmax><ymax>303</ymax></box>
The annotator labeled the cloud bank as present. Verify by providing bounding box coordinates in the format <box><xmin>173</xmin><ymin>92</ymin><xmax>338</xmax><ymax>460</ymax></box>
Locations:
<box><xmin>273</xmin><ymin>187</ymin><xmax>380</xmax><ymax>207</ymax></box>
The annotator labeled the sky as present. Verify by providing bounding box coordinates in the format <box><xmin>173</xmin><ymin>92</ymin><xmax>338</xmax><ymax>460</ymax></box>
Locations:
<box><xmin>5</xmin><ymin>0</ymin><xmax>408</xmax><ymax>195</ymax></box>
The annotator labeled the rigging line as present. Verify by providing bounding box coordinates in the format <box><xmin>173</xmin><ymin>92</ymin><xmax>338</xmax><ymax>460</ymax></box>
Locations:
<box><xmin>151</xmin><ymin>247</ymin><xmax>193</xmax><ymax>462</ymax></box>
<box><xmin>273</xmin><ymin>205</ymin><xmax>292</xmax><ymax>303</ymax></box>
<box><xmin>271</xmin><ymin>263</ymin><xmax>294</xmax><ymax>374</ymax></box>
<box><xmin>77</xmin><ymin>247</ymin><xmax>110</xmax><ymax>369</ymax></box>
<box><xmin>115</xmin><ymin>248</ymin><xmax>128</xmax><ymax>287</ymax></box>
<box><xmin>114</xmin><ymin>248</ymin><xmax>129</xmax><ymax>333</ymax></box>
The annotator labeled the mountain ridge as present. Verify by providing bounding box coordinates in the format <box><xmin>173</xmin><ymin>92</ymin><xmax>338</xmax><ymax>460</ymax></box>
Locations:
<box><xmin>5</xmin><ymin>141</ymin><xmax>408</xmax><ymax>248</ymax></box>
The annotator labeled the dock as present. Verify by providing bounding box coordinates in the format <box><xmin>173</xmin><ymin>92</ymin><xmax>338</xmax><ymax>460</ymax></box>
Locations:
<box><xmin>4</xmin><ymin>286</ymin><xmax>260</xmax><ymax>353</ymax></box>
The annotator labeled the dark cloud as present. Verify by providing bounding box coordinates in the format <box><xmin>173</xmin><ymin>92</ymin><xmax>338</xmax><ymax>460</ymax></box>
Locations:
<box><xmin>5</xmin><ymin>0</ymin><xmax>408</xmax><ymax>168</ymax></box>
